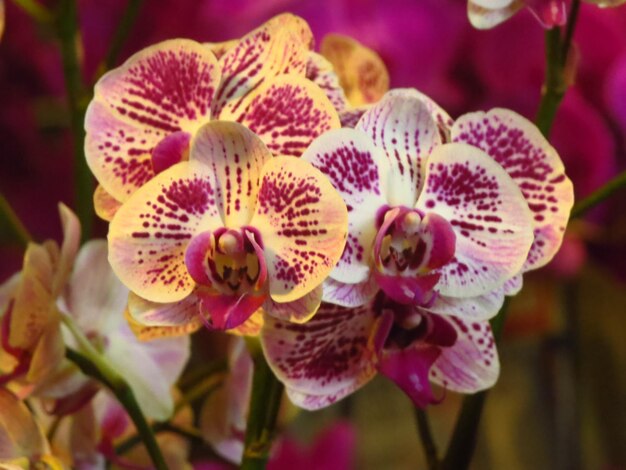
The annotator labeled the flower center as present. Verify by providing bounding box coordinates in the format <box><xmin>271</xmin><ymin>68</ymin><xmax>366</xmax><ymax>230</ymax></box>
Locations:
<box><xmin>372</xmin><ymin>206</ymin><xmax>456</xmax><ymax>305</ymax></box>
<box><xmin>185</xmin><ymin>227</ymin><xmax>267</xmax><ymax>296</ymax></box>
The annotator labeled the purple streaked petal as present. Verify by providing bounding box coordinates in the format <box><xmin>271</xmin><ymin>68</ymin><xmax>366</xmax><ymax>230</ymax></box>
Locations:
<box><xmin>377</xmin><ymin>345</ymin><xmax>441</xmax><ymax>408</ymax></box>
<box><xmin>108</xmin><ymin>161</ymin><xmax>222</xmax><ymax>303</ymax></box>
<box><xmin>301</xmin><ymin>128</ymin><xmax>389</xmax><ymax>284</ymax></box>
<box><xmin>306</xmin><ymin>51</ymin><xmax>349</xmax><ymax>113</ymax></box>
<box><xmin>261</xmin><ymin>303</ymin><xmax>378</xmax><ymax>407</ymax></box>
<box><xmin>430</xmin><ymin>318</ymin><xmax>499</xmax><ymax>393</ymax></box>
<box><xmin>190</xmin><ymin>121</ymin><xmax>273</xmax><ymax>228</ymax></box>
<box><xmin>452</xmin><ymin>109</ymin><xmax>574</xmax><ymax>272</ymax></box>
<box><xmin>219</xmin><ymin>74</ymin><xmax>340</xmax><ymax>157</ymax></box>
<box><xmin>85</xmin><ymin>39</ymin><xmax>220</xmax><ymax>202</ymax></box>
<box><xmin>212</xmin><ymin>14</ymin><xmax>312</xmax><ymax>115</ymax></box>
<box><xmin>503</xmin><ymin>273</ymin><xmax>523</xmax><ymax>295</ymax></box>
<box><xmin>250</xmin><ymin>156</ymin><xmax>348</xmax><ymax>303</ymax></box>
<box><xmin>127</xmin><ymin>291</ymin><xmax>200</xmax><ymax>328</ymax></box>
<box><xmin>321</xmin><ymin>276</ymin><xmax>379</xmax><ymax>308</ymax></box>
<box><xmin>421</xmin><ymin>289</ymin><xmax>505</xmax><ymax>322</ymax></box>
<box><xmin>357</xmin><ymin>93</ymin><xmax>441</xmax><ymax>206</ymax></box>
<box><xmin>415</xmin><ymin>143</ymin><xmax>534</xmax><ymax>297</ymax></box>
<box><xmin>387</xmin><ymin>89</ymin><xmax>454</xmax><ymax>142</ymax></box>
<box><xmin>263</xmin><ymin>284</ymin><xmax>322</xmax><ymax>323</ymax></box>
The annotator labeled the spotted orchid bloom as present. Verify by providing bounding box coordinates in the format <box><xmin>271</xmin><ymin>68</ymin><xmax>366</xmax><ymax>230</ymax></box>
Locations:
<box><xmin>86</xmin><ymin>13</ymin><xmax>340</xmax><ymax>221</ymax></box>
<box><xmin>303</xmin><ymin>89</ymin><xmax>573</xmax><ymax>321</ymax></box>
<box><xmin>468</xmin><ymin>0</ymin><xmax>626</xmax><ymax>30</ymax></box>
<box><xmin>109</xmin><ymin>121</ymin><xmax>348</xmax><ymax>333</ymax></box>
<box><xmin>0</xmin><ymin>204</ymin><xmax>79</xmax><ymax>396</ymax></box>
<box><xmin>261</xmin><ymin>293</ymin><xmax>499</xmax><ymax>409</ymax></box>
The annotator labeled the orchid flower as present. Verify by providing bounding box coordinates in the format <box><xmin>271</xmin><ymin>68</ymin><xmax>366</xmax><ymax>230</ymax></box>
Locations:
<box><xmin>0</xmin><ymin>387</ymin><xmax>65</xmax><ymax>469</ymax></box>
<box><xmin>468</xmin><ymin>0</ymin><xmax>626</xmax><ymax>30</ymax></box>
<box><xmin>261</xmin><ymin>293</ymin><xmax>499</xmax><ymax>409</ymax></box>
<box><xmin>0</xmin><ymin>204</ymin><xmax>79</xmax><ymax>396</ymax></box>
<box><xmin>302</xmin><ymin>89</ymin><xmax>573</xmax><ymax>322</ymax></box>
<box><xmin>308</xmin><ymin>34</ymin><xmax>390</xmax><ymax>128</ymax></box>
<box><xmin>110</xmin><ymin>120</ymin><xmax>348</xmax><ymax>334</ymax></box>
<box><xmin>56</xmin><ymin>240</ymin><xmax>190</xmax><ymax>421</ymax></box>
<box><xmin>86</xmin><ymin>13</ymin><xmax>340</xmax><ymax>221</ymax></box>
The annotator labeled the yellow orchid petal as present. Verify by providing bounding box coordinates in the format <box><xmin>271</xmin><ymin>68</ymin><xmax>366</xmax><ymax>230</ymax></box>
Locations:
<box><xmin>320</xmin><ymin>33</ymin><xmax>389</xmax><ymax>107</ymax></box>
<box><xmin>93</xmin><ymin>184</ymin><xmax>122</xmax><ymax>222</ymax></box>
<box><xmin>0</xmin><ymin>388</ymin><xmax>48</xmax><ymax>460</ymax></box>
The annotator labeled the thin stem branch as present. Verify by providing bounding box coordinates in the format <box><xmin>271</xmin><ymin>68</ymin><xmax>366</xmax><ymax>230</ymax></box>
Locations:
<box><xmin>62</xmin><ymin>316</ymin><xmax>168</xmax><ymax>470</ymax></box>
<box><xmin>240</xmin><ymin>338</ymin><xmax>284</xmax><ymax>470</ymax></box>
<box><xmin>56</xmin><ymin>0</ymin><xmax>93</xmax><ymax>241</ymax></box>
<box><xmin>10</xmin><ymin>0</ymin><xmax>53</xmax><ymax>23</ymax></box>
<box><xmin>561</xmin><ymin>0</ymin><xmax>581</xmax><ymax>62</ymax></box>
<box><xmin>0</xmin><ymin>193</ymin><xmax>32</xmax><ymax>247</ymax></box>
<box><xmin>415</xmin><ymin>408</ymin><xmax>439</xmax><ymax>470</ymax></box>
<box><xmin>96</xmin><ymin>0</ymin><xmax>145</xmax><ymax>79</ymax></box>
<box><xmin>571</xmin><ymin>170</ymin><xmax>626</xmax><ymax>218</ymax></box>
<box><xmin>535</xmin><ymin>27</ymin><xmax>565</xmax><ymax>138</ymax></box>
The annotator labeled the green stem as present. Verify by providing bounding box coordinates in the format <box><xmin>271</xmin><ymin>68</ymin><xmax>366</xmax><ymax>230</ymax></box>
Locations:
<box><xmin>10</xmin><ymin>0</ymin><xmax>53</xmax><ymax>23</ymax></box>
<box><xmin>561</xmin><ymin>0</ymin><xmax>581</xmax><ymax>63</ymax></box>
<box><xmin>62</xmin><ymin>317</ymin><xmax>168</xmax><ymax>470</ymax></box>
<box><xmin>571</xmin><ymin>170</ymin><xmax>626</xmax><ymax>218</ymax></box>
<box><xmin>535</xmin><ymin>27</ymin><xmax>566</xmax><ymax>138</ymax></box>
<box><xmin>240</xmin><ymin>338</ymin><xmax>284</xmax><ymax>470</ymax></box>
<box><xmin>0</xmin><ymin>193</ymin><xmax>32</xmax><ymax>247</ymax></box>
<box><xmin>96</xmin><ymin>0</ymin><xmax>145</xmax><ymax>79</ymax></box>
<box><xmin>56</xmin><ymin>0</ymin><xmax>93</xmax><ymax>242</ymax></box>
<box><xmin>415</xmin><ymin>408</ymin><xmax>439</xmax><ymax>470</ymax></box>
<box><xmin>440</xmin><ymin>300</ymin><xmax>510</xmax><ymax>470</ymax></box>
<box><xmin>116</xmin><ymin>421</ymin><xmax>204</xmax><ymax>455</ymax></box>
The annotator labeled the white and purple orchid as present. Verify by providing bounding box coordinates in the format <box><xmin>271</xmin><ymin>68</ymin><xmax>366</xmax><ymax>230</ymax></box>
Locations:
<box><xmin>467</xmin><ymin>0</ymin><xmax>626</xmax><ymax>30</ymax></box>
<box><xmin>85</xmin><ymin>13</ymin><xmax>340</xmax><ymax>221</ymax></box>
<box><xmin>109</xmin><ymin>120</ymin><xmax>348</xmax><ymax>333</ymax></box>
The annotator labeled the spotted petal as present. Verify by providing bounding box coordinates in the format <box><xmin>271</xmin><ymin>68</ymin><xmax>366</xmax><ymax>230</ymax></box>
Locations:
<box><xmin>189</xmin><ymin>121</ymin><xmax>272</xmax><ymax>227</ymax></box>
<box><xmin>320</xmin><ymin>34</ymin><xmax>389</xmax><ymax>107</ymax></box>
<box><xmin>416</xmin><ymin>143</ymin><xmax>533</xmax><ymax>298</ymax></box>
<box><xmin>422</xmin><ymin>289</ymin><xmax>505</xmax><ymax>321</ymax></box>
<box><xmin>387</xmin><ymin>89</ymin><xmax>454</xmax><ymax>141</ymax></box>
<box><xmin>219</xmin><ymin>74</ymin><xmax>340</xmax><ymax>157</ymax></box>
<box><xmin>261</xmin><ymin>304</ymin><xmax>378</xmax><ymax>410</ymax></box>
<box><xmin>85</xmin><ymin>39</ymin><xmax>220</xmax><ymax>202</ymax></box>
<box><xmin>108</xmin><ymin>160</ymin><xmax>222</xmax><ymax>303</ymax></box>
<box><xmin>357</xmin><ymin>93</ymin><xmax>441</xmax><ymax>206</ymax></box>
<box><xmin>250</xmin><ymin>157</ymin><xmax>348</xmax><ymax>303</ymax></box>
<box><xmin>213</xmin><ymin>13</ymin><xmax>312</xmax><ymax>115</ymax></box>
<box><xmin>430</xmin><ymin>318</ymin><xmax>499</xmax><ymax>393</ymax></box>
<box><xmin>452</xmin><ymin>109</ymin><xmax>574</xmax><ymax>271</ymax></box>
<box><xmin>301</xmin><ymin>128</ymin><xmax>389</xmax><ymax>284</ymax></box>
<box><xmin>306</xmin><ymin>52</ymin><xmax>349</xmax><ymax>113</ymax></box>
<box><xmin>263</xmin><ymin>284</ymin><xmax>323</xmax><ymax>323</ymax></box>
<box><xmin>127</xmin><ymin>291</ymin><xmax>201</xmax><ymax>330</ymax></box>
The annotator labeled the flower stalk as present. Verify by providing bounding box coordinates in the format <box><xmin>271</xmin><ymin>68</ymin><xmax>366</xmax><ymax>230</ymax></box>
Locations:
<box><xmin>62</xmin><ymin>316</ymin><xmax>168</xmax><ymax>470</ymax></box>
<box><xmin>0</xmin><ymin>192</ymin><xmax>32</xmax><ymax>247</ymax></box>
<box><xmin>240</xmin><ymin>337</ymin><xmax>284</xmax><ymax>470</ymax></box>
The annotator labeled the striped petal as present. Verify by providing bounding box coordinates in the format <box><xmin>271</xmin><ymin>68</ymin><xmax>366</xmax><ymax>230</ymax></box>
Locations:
<box><xmin>430</xmin><ymin>318</ymin><xmax>499</xmax><ymax>393</ymax></box>
<box><xmin>357</xmin><ymin>93</ymin><xmax>441</xmax><ymax>206</ymax></box>
<box><xmin>108</xmin><ymin>160</ymin><xmax>222</xmax><ymax>303</ymax></box>
<box><xmin>189</xmin><ymin>121</ymin><xmax>272</xmax><ymax>227</ymax></box>
<box><xmin>250</xmin><ymin>157</ymin><xmax>348</xmax><ymax>303</ymax></box>
<box><xmin>319</xmin><ymin>34</ymin><xmax>389</xmax><ymax>107</ymax></box>
<box><xmin>301</xmin><ymin>128</ymin><xmax>389</xmax><ymax>284</ymax></box>
<box><xmin>306</xmin><ymin>52</ymin><xmax>349</xmax><ymax>113</ymax></box>
<box><xmin>322</xmin><ymin>276</ymin><xmax>379</xmax><ymax>308</ymax></box>
<box><xmin>219</xmin><ymin>74</ymin><xmax>340</xmax><ymax>157</ymax></box>
<box><xmin>263</xmin><ymin>284</ymin><xmax>323</xmax><ymax>323</ymax></box>
<box><xmin>387</xmin><ymin>89</ymin><xmax>454</xmax><ymax>142</ymax></box>
<box><xmin>261</xmin><ymin>303</ymin><xmax>378</xmax><ymax>410</ymax></box>
<box><xmin>422</xmin><ymin>289</ymin><xmax>505</xmax><ymax>321</ymax></box>
<box><xmin>452</xmin><ymin>109</ymin><xmax>574</xmax><ymax>271</ymax></box>
<box><xmin>415</xmin><ymin>143</ymin><xmax>534</xmax><ymax>298</ymax></box>
<box><xmin>213</xmin><ymin>14</ymin><xmax>312</xmax><ymax>115</ymax></box>
<box><xmin>85</xmin><ymin>39</ymin><xmax>220</xmax><ymax>202</ymax></box>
